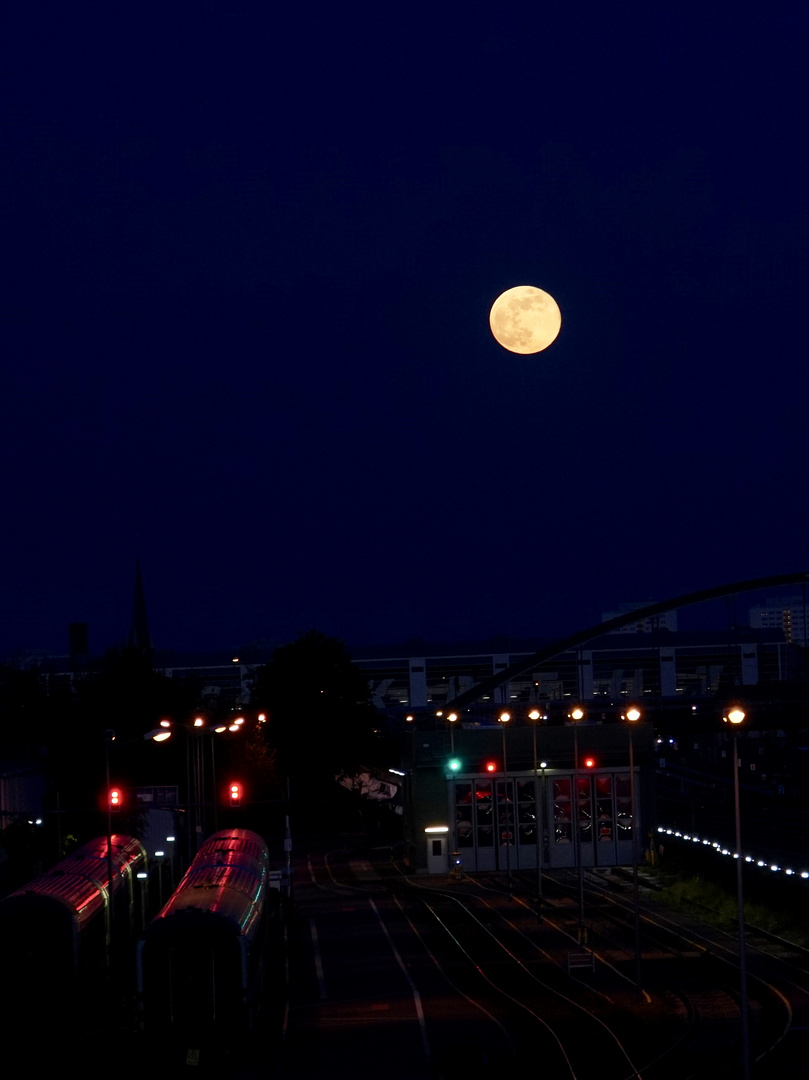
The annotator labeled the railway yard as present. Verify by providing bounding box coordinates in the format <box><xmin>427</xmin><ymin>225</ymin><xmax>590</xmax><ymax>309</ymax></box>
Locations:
<box><xmin>276</xmin><ymin>838</ymin><xmax>809</xmax><ymax>1080</ymax></box>
<box><xmin>5</xmin><ymin>832</ymin><xmax>809</xmax><ymax>1079</ymax></box>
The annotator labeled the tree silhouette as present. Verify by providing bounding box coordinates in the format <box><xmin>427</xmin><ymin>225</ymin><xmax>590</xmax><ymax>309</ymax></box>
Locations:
<box><xmin>250</xmin><ymin>630</ymin><xmax>377</xmax><ymax>803</ymax></box>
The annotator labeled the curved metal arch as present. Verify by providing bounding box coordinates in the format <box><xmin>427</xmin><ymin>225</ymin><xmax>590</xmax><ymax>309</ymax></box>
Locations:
<box><xmin>449</xmin><ymin>571</ymin><xmax>809</xmax><ymax>709</ymax></box>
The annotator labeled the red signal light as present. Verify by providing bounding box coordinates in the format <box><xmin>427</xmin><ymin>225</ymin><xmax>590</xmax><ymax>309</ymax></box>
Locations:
<box><xmin>229</xmin><ymin>782</ymin><xmax>242</xmax><ymax>807</ymax></box>
<box><xmin>109</xmin><ymin>788</ymin><xmax>122</xmax><ymax>811</ymax></box>
<box><xmin>485</xmin><ymin>761</ymin><xmax>497</xmax><ymax>773</ymax></box>
<box><xmin>584</xmin><ymin>757</ymin><xmax>596</xmax><ymax>769</ymax></box>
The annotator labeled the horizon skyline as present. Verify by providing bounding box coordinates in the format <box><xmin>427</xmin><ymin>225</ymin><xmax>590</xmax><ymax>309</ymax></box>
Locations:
<box><xmin>6</xmin><ymin>564</ymin><xmax>807</xmax><ymax>664</ymax></box>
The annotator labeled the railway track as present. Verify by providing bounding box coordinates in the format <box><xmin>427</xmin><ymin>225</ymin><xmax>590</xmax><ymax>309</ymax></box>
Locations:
<box><xmin>297</xmin><ymin>851</ymin><xmax>648</xmax><ymax>1076</ymax></box>
<box><xmin>499</xmin><ymin>865</ymin><xmax>799</xmax><ymax>1078</ymax></box>
<box><xmin>413</xmin><ymin>885</ymin><xmax>644</xmax><ymax>1078</ymax></box>
<box><xmin>294</xmin><ymin>843</ymin><xmax>806</xmax><ymax>1079</ymax></box>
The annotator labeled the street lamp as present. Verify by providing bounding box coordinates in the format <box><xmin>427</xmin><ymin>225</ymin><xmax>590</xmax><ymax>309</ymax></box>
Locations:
<box><xmin>528</xmin><ymin>709</ymin><xmax>545</xmax><ymax>920</ymax></box>
<box><xmin>624</xmin><ymin>707</ymin><xmax>643</xmax><ymax>1001</ymax></box>
<box><xmin>498</xmin><ymin>711</ymin><xmax>512</xmax><ymax>898</ymax></box>
<box><xmin>446</xmin><ymin>712</ymin><xmax>460</xmax><ymax>873</ymax></box>
<box><xmin>447</xmin><ymin>712</ymin><xmax>458</xmax><ymax>756</ymax></box>
<box><xmin>569</xmin><ymin>707</ymin><xmax>586</xmax><ymax>944</ymax></box>
<box><xmin>725</xmin><ymin>705</ymin><xmax>750</xmax><ymax>1080</ymax></box>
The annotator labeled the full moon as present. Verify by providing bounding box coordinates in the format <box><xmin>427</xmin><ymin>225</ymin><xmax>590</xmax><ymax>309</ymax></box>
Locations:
<box><xmin>489</xmin><ymin>285</ymin><xmax>562</xmax><ymax>354</ymax></box>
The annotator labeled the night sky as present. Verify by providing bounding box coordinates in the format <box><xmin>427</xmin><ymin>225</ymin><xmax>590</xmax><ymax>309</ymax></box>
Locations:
<box><xmin>2</xmin><ymin>7</ymin><xmax>808</xmax><ymax>659</ymax></box>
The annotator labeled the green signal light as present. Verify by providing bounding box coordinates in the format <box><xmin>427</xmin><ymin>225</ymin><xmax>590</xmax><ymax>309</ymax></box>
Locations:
<box><xmin>448</xmin><ymin>758</ymin><xmax>462</xmax><ymax>772</ymax></box>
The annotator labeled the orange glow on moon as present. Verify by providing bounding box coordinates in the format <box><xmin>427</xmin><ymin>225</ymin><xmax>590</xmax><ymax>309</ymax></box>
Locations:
<box><xmin>489</xmin><ymin>285</ymin><xmax>562</xmax><ymax>354</ymax></box>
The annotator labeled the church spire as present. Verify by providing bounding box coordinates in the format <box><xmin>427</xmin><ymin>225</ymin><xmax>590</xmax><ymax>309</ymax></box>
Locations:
<box><xmin>128</xmin><ymin>557</ymin><xmax>152</xmax><ymax>652</ymax></box>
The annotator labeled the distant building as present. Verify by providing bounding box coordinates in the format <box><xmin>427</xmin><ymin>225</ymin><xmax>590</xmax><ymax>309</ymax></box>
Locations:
<box><xmin>601</xmin><ymin>602</ymin><xmax>677</xmax><ymax>634</ymax></box>
<box><xmin>749</xmin><ymin>596</ymin><xmax>809</xmax><ymax>647</ymax></box>
<box><xmin>353</xmin><ymin>626</ymin><xmax>789</xmax><ymax>717</ymax></box>
<box><xmin>159</xmin><ymin>657</ymin><xmax>254</xmax><ymax>709</ymax></box>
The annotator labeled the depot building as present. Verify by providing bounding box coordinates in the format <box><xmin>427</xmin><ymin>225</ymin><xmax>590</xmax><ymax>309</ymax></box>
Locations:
<box><xmin>400</xmin><ymin>716</ymin><xmax>656</xmax><ymax>876</ymax></box>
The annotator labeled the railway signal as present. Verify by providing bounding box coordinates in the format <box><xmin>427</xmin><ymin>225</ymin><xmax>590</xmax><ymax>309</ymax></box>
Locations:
<box><xmin>109</xmin><ymin>788</ymin><xmax>122</xmax><ymax>811</ymax></box>
<box><xmin>228</xmin><ymin>782</ymin><xmax>242</xmax><ymax>807</ymax></box>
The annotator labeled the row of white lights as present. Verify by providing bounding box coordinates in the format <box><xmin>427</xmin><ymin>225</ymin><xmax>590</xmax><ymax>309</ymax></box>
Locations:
<box><xmin>657</xmin><ymin>827</ymin><xmax>809</xmax><ymax>880</ymax></box>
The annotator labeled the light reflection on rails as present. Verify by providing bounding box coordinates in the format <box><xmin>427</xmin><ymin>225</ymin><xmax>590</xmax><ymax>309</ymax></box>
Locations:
<box><xmin>298</xmin><ymin>848</ymin><xmax>646</xmax><ymax>1079</ymax></box>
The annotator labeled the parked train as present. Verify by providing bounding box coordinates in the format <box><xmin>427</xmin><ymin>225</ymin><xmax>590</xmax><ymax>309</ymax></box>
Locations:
<box><xmin>136</xmin><ymin>828</ymin><xmax>273</xmax><ymax>1055</ymax></box>
<box><xmin>0</xmin><ymin>834</ymin><xmax>148</xmax><ymax>1028</ymax></box>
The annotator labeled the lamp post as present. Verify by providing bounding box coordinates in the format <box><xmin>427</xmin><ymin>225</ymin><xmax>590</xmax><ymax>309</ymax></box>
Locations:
<box><xmin>447</xmin><ymin>713</ymin><xmax>459</xmax><ymax>874</ymax></box>
<box><xmin>570</xmin><ymin>707</ymin><xmax>586</xmax><ymax>944</ymax></box>
<box><xmin>210</xmin><ymin>720</ymin><xmax>230</xmax><ymax>833</ymax></box>
<box><xmin>726</xmin><ymin>706</ymin><xmax>750</xmax><ymax>1080</ymax></box>
<box><xmin>192</xmin><ymin>716</ymin><xmax>206</xmax><ymax>840</ymax></box>
<box><xmin>498</xmin><ymin>711</ymin><xmax>512</xmax><ymax>898</ymax></box>
<box><xmin>624</xmin><ymin>707</ymin><xmax>643</xmax><ymax>1001</ymax></box>
<box><xmin>447</xmin><ymin>712</ymin><xmax>458</xmax><ymax>757</ymax></box>
<box><xmin>529</xmin><ymin>709</ymin><xmax>544</xmax><ymax>920</ymax></box>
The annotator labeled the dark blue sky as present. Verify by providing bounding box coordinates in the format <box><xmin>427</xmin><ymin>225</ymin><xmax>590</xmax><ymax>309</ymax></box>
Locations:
<box><xmin>2</xmin><ymin>6</ymin><xmax>808</xmax><ymax>658</ymax></box>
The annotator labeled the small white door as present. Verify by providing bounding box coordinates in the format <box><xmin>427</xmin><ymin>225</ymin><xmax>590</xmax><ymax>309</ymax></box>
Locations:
<box><xmin>426</xmin><ymin>835</ymin><xmax>448</xmax><ymax>874</ymax></box>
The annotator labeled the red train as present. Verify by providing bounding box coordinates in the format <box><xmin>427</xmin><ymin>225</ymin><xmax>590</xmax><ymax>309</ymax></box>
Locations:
<box><xmin>0</xmin><ymin>834</ymin><xmax>148</xmax><ymax>1028</ymax></box>
<box><xmin>136</xmin><ymin>828</ymin><xmax>273</xmax><ymax>1056</ymax></box>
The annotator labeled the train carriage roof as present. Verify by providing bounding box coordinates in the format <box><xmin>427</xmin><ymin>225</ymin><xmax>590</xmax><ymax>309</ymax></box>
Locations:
<box><xmin>147</xmin><ymin>829</ymin><xmax>269</xmax><ymax>941</ymax></box>
<box><xmin>1</xmin><ymin>872</ymin><xmax>107</xmax><ymax>929</ymax></box>
<box><xmin>0</xmin><ymin>835</ymin><xmax>146</xmax><ymax>930</ymax></box>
